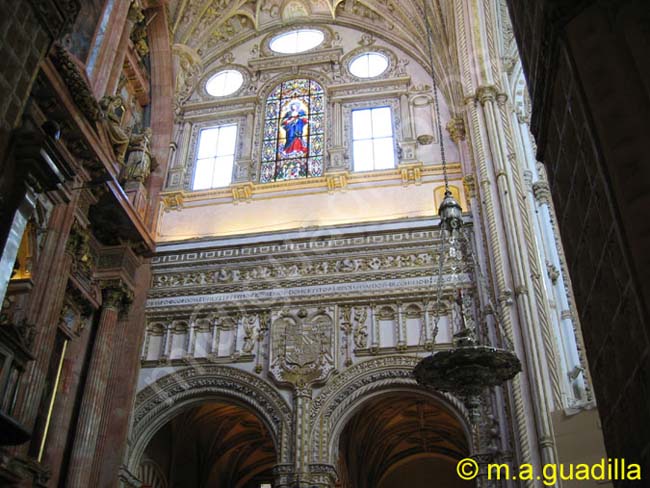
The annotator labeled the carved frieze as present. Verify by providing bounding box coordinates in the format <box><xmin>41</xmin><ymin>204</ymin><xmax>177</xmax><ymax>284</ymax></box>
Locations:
<box><xmin>151</xmin><ymin>251</ymin><xmax>436</xmax><ymax>291</ymax></box>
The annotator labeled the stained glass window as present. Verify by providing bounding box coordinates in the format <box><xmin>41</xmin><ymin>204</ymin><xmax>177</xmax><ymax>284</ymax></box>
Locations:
<box><xmin>260</xmin><ymin>79</ymin><xmax>325</xmax><ymax>183</ymax></box>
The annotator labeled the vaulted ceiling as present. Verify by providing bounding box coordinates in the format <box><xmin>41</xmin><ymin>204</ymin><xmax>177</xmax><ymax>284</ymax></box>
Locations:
<box><xmin>146</xmin><ymin>402</ymin><xmax>276</xmax><ymax>488</ymax></box>
<box><xmin>166</xmin><ymin>0</ymin><xmax>462</xmax><ymax>106</ymax></box>
<box><xmin>337</xmin><ymin>392</ymin><xmax>469</xmax><ymax>488</ymax></box>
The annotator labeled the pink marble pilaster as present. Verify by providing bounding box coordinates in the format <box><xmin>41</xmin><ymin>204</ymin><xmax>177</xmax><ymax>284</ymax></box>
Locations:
<box><xmin>65</xmin><ymin>284</ymin><xmax>131</xmax><ymax>487</ymax></box>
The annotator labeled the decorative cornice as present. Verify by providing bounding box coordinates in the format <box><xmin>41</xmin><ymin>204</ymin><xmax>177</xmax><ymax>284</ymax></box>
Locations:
<box><xmin>248</xmin><ymin>47</ymin><xmax>343</xmax><ymax>72</ymax></box>
<box><xmin>161</xmin><ymin>163</ymin><xmax>464</xmax><ymax>205</ymax></box>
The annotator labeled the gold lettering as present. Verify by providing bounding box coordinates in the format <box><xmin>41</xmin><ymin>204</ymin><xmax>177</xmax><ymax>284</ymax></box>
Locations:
<box><xmin>488</xmin><ymin>464</ymin><xmax>509</xmax><ymax>480</ymax></box>
<box><xmin>591</xmin><ymin>459</ymin><xmax>605</xmax><ymax>480</ymax></box>
<box><xmin>543</xmin><ymin>464</ymin><xmax>557</xmax><ymax>486</ymax></box>
<box><xmin>519</xmin><ymin>464</ymin><xmax>533</xmax><ymax>481</ymax></box>
<box><xmin>627</xmin><ymin>464</ymin><xmax>641</xmax><ymax>480</ymax></box>
<box><xmin>574</xmin><ymin>464</ymin><xmax>589</xmax><ymax>480</ymax></box>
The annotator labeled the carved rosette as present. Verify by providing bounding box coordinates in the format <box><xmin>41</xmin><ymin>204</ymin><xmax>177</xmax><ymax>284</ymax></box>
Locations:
<box><xmin>269</xmin><ymin>307</ymin><xmax>335</xmax><ymax>387</ymax></box>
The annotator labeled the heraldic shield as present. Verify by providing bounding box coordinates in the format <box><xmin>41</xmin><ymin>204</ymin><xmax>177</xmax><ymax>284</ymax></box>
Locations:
<box><xmin>269</xmin><ymin>307</ymin><xmax>335</xmax><ymax>386</ymax></box>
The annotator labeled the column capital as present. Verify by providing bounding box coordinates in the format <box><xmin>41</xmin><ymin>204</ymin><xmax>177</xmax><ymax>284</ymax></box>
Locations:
<box><xmin>476</xmin><ymin>85</ymin><xmax>499</xmax><ymax>105</ymax></box>
<box><xmin>100</xmin><ymin>280</ymin><xmax>133</xmax><ymax>312</ymax></box>
<box><xmin>532</xmin><ymin>180</ymin><xmax>551</xmax><ymax>205</ymax></box>
<box><xmin>308</xmin><ymin>463</ymin><xmax>339</xmax><ymax>487</ymax></box>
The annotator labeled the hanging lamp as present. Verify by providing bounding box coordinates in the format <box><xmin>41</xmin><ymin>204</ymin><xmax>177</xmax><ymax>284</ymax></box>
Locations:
<box><xmin>412</xmin><ymin>0</ymin><xmax>521</xmax><ymax>422</ymax></box>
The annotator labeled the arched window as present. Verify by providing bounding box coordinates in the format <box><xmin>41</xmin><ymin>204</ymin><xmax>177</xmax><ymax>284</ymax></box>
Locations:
<box><xmin>260</xmin><ymin>79</ymin><xmax>324</xmax><ymax>183</ymax></box>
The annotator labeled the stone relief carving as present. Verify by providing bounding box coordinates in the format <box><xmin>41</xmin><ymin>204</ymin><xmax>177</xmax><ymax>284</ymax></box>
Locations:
<box><xmin>307</xmin><ymin>355</ymin><xmax>471</xmax><ymax>464</ymax></box>
<box><xmin>241</xmin><ymin>314</ymin><xmax>257</xmax><ymax>353</ymax></box>
<box><xmin>151</xmin><ymin>229</ymin><xmax>439</xmax><ymax>265</ymax></box>
<box><xmin>51</xmin><ymin>44</ymin><xmax>101</xmax><ymax>122</ymax></box>
<box><xmin>173</xmin><ymin>45</ymin><xmax>203</xmax><ymax>111</ymax></box>
<box><xmin>151</xmin><ymin>251</ymin><xmax>435</xmax><ymax>289</ymax></box>
<box><xmin>352</xmin><ymin>307</ymin><xmax>369</xmax><ymax>349</ymax></box>
<box><xmin>130</xmin><ymin>365</ymin><xmax>293</xmax><ymax>468</ymax></box>
<box><xmin>269</xmin><ymin>307</ymin><xmax>335</xmax><ymax>386</ymax></box>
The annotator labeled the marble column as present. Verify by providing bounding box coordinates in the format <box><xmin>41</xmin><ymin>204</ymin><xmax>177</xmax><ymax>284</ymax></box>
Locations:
<box><xmin>93</xmin><ymin>263</ymin><xmax>151</xmax><ymax>487</ymax></box>
<box><xmin>66</xmin><ymin>283</ymin><xmax>131</xmax><ymax>487</ymax></box>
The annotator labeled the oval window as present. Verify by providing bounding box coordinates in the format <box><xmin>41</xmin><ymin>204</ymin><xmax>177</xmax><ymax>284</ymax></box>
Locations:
<box><xmin>269</xmin><ymin>29</ymin><xmax>324</xmax><ymax>54</ymax></box>
<box><xmin>206</xmin><ymin>70</ymin><xmax>244</xmax><ymax>97</ymax></box>
<box><xmin>349</xmin><ymin>52</ymin><xmax>389</xmax><ymax>78</ymax></box>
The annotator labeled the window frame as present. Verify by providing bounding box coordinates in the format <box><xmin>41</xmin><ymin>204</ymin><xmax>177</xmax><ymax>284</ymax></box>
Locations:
<box><xmin>344</xmin><ymin>100</ymin><xmax>400</xmax><ymax>172</ymax></box>
<box><xmin>348</xmin><ymin>52</ymin><xmax>390</xmax><ymax>79</ymax></box>
<box><xmin>188</xmin><ymin>121</ymin><xmax>241</xmax><ymax>191</ymax></box>
<box><xmin>268</xmin><ymin>28</ymin><xmax>325</xmax><ymax>54</ymax></box>
<box><xmin>259</xmin><ymin>78</ymin><xmax>327</xmax><ymax>183</ymax></box>
<box><xmin>205</xmin><ymin>69</ymin><xmax>245</xmax><ymax>98</ymax></box>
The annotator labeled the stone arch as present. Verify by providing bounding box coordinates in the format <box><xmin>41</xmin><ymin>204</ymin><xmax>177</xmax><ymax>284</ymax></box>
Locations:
<box><xmin>308</xmin><ymin>356</ymin><xmax>472</xmax><ymax>466</ymax></box>
<box><xmin>258</xmin><ymin>69</ymin><xmax>333</xmax><ymax>104</ymax></box>
<box><xmin>127</xmin><ymin>365</ymin><xmax>292</xmax><ymax>473</ymax></box>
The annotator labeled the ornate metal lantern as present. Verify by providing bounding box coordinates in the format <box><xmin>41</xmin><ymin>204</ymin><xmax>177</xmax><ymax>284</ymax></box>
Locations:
<box><xmin>410</xmin><ymin>2</ymin><xmax>522</xmax><ymax>417</ymax></box>
<box><xmin>414</xmin><ymin>178</ymin><xmax>521</xmax><ymax>422</ymax></box>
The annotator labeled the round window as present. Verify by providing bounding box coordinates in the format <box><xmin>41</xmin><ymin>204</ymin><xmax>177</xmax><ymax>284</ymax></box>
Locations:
<box><xmin>206</xmin><ymin>70</ymin><xmax>244</xmax><ymax>97</ymax></box>
<box><xmin>349</xmin><ymin>52</ymin><xmax>389</xmax><ymax>78</ymax></box>
<box><xmin>269</xmin><ymin>29</ymin><xmax>325</xmax><ymax>54</ymax></box>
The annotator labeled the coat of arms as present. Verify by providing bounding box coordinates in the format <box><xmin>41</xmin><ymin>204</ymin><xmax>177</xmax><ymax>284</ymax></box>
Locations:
<box><xmin>269</xmin><ymin>307</ymin><xmax>335</xmax><ymax>386</ymax></box>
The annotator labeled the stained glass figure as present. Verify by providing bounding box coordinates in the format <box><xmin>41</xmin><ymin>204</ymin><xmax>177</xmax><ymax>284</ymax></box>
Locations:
<box><xmin>261</xmin><ymin>79</ymin><xmax>325</xmax><ymax>183</ymax></box>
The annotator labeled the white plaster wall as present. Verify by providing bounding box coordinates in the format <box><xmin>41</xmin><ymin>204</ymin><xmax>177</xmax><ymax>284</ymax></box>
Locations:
<box><xmin>158</xmin><ymin>179</ymin><xmax>449</xmax><ymax>241</ymax></box>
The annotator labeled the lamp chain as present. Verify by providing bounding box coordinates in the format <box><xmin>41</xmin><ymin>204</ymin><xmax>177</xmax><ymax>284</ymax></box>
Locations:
<box><xmin>421</xmin><ymin>0</ymin><xmax>450</xmax><ymax>192</ymax></box>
